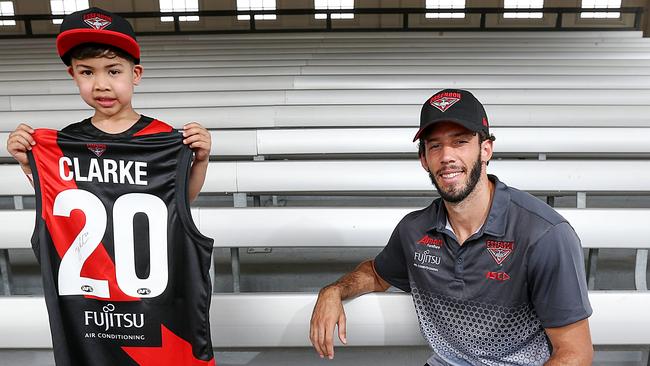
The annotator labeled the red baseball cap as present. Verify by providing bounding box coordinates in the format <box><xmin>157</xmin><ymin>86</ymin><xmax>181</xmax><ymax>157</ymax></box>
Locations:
<box><xmin>56</xmin><ymin>7</ymin><xmax>140</xmax><ymax>65</ymax></box>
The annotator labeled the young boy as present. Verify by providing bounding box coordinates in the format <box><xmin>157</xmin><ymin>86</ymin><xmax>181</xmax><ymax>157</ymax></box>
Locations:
<box><xmin>6</xmin><ymin>7</ymin><xmax>216</xmax><ymax>366</ymax></box>
<box><xmin>8</xmin><ymin>8</ymin><xmax>210</xmax><ymax>200</ymax></box>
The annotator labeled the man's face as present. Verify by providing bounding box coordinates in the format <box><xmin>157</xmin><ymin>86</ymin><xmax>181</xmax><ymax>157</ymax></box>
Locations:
<box><xmin>419</xmin><ymin>122</ymin><xmax>492</xmax><ymax>203</ymax></box>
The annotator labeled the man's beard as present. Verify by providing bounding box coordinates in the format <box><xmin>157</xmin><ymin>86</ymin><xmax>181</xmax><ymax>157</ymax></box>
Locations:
<box><xmin>428</xmin><ymin>152</ymin><xmax>482</xmax><ymax>203</ymax></box>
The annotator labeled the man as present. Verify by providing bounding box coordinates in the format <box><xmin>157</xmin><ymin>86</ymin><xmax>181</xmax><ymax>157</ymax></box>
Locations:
<box><xmin>309</xmin><ymin>89</ymin><xmax>593</xmax><ymax>365</ymax></box>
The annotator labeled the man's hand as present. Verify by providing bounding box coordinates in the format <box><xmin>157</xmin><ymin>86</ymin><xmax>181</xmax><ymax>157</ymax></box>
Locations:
<box><xmin>7</xmin><ymin>123</ymin><xmax>35</xmax><ymax>174</ymax></box>
<box><xmin>182</xmin><ymin>122</ymin><xmax>211</xmax><ymax>162</ymax></box>
<box><xmin>310</xmin><ymin>286</ymin><xmax>347</xmax><ymax>360</ymax></box>
<box><xmin>309</xmin><ymin>260</ymin><xmax>390</xmax><ymax>360</ymax></box>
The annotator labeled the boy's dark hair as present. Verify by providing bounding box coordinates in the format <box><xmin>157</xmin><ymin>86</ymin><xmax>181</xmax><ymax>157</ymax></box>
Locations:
<box><xmin>67</xmin><ymin>43</ymin><xmax>136</xmax><ymax>65</ymax></box>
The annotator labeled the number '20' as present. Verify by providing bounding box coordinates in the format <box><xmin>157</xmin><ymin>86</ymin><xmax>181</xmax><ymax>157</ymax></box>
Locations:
<box><xmin>53</xmin><ymin>189</ymin><xmax>168</xmax><ymax>298</ymax></box>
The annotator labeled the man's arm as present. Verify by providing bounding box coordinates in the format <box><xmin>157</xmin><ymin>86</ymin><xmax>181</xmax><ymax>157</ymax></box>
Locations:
<box><xmin>544</xmin><ymin>319</ymin><xmax>593</xmax><ymax>366</ymax></box>
<box><xmin>526</xmin><ymin>222</ymin><xmax>593</xmax><ymax>365</ymax></box>
<box><xmin>309</xmin><ymin>260</ymin><xmax>390</xmax><ymax>360</ymax></box>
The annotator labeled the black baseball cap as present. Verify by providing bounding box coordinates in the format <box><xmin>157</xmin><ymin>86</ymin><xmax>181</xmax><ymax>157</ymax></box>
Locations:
<box><xmin>56</xmin><ymin>7</ymin><xmax>140</xmax><ymax>66</ymax></box>
<box><xmin>413</xmin><ymin>89</ymin><xmax>491</xmax><ymax>142</ymax></box>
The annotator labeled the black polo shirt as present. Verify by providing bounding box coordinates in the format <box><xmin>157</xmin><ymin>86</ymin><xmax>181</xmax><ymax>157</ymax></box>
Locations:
<box><xmin>374</xmin><ymin>175</ymin><xmax>592</xmax><ymax>366</ymax></box>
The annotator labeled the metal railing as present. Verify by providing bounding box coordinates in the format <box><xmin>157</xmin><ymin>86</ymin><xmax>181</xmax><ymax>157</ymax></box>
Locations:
<box><xmin>0</xmin><ymin>7</ymin><xmax>645</xmax><ymax>37</ymax></box>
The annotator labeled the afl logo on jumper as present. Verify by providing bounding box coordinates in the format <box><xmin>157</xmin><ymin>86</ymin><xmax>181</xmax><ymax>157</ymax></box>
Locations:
<box><xmin>429</xmin><ymin>92</ymin><xmax>461</xmax><ymax>112</ymax></box>
<box><xmin>486</xmin><ymin>240</ymin><xmax>514</xmax><ymax>265</ymax></box>
<box><xmin>83</xmin><ymin>13</ymin><xmax>112</xmax><ymax>30</ymax></box>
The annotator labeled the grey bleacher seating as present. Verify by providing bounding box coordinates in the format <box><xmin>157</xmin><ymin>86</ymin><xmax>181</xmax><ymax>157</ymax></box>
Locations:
<box><xmin>2</xmin><ymin>206</ymin><xmax>650</xmax><ymax>348</ymax></box>
<box><xmin>1</xmin><ymin>159</ymin><xmax>650</xmax><ymax>196</ymax></box>
<box><xmin>0</xmin><ymin>31</ymin><xmax>649</xmax><ymax>357</ymax></box>
<box><xmin>3</xmin><ymin>292</ymin><xmax>650</xmax><ymax>348</ymax></box>
<box><xmin>2</xmin><ymin>207</ymin><xmax>646</xmax><ymax>251</ymax></box>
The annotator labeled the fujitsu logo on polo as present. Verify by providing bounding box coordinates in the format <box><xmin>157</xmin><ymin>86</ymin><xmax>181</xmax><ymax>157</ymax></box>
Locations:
<box><xmin>414</xmin><ymin>250</ymin><xmax>441</xmax><ymax>266</ymax></box>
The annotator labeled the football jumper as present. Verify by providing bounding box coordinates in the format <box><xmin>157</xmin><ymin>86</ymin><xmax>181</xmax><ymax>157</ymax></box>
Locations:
<box><xmin>28</xmin><ymin>116</ymin><xmax>215</xmax><ymax>366</ymax></box>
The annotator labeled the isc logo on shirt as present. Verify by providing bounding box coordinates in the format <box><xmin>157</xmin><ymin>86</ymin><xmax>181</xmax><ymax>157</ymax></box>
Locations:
<box><xmin>486</xmin><ymin>271</ymin><xmax>510</xmax><ymax>281</ymax></box>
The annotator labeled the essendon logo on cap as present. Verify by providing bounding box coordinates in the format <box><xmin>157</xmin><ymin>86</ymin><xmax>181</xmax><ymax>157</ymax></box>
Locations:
<box><xmin>87</xmin><ymin>143</ymin><xmax>107</xmax><ymax>157</ymax></box>
<box><xmin>83</xmin><ymin>13</ymin><xmax>112</xmax><ymax>30</ymax></box>
<box><xmin>429</xmin><ymin>92</ymin><xmax>461</xmax><ymax>112</ymax></box>
<box><xmin>486</xmin><ymin>240</ymin><xmax>514</xmax><ymax>265</ymax></box>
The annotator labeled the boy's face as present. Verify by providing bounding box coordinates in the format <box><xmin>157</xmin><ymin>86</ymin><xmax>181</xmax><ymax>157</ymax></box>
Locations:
<box><xmin>68</xmin><ymin>55</ymin><xmax>143</xmax><ymax>120</ymax></box>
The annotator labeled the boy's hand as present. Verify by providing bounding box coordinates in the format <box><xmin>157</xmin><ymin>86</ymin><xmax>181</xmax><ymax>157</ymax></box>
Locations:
<box><xmin>7</xmin><ymin>123</ymin><xmax>35</xmax><ymax>173</ymax></box>
<box><xmin>182</xmin><ymin>122</ymin><xmax>211</xmax><ymax>163</ymax></box>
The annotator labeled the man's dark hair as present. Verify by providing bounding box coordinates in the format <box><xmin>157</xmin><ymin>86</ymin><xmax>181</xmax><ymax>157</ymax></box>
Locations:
<box><xmin>66</xmin><ymin>43</ymin><xmax>136</xmax><ymax>65</ymax></box>
<box><xmin>418</xmin><ymin>130</ymin><xmax>495</xmax><ymax>157</ymax></box>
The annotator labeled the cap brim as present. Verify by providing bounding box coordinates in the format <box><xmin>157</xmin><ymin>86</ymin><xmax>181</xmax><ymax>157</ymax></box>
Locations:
<box><xmin>57</xmin><ymin>28</ymin><xmax>140</xmax><ymax>65</ymax></box>
<box><xmin>412</xmin><ymin>118</ymin><xmax>481</xmax><ymax>142</ymax></box>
